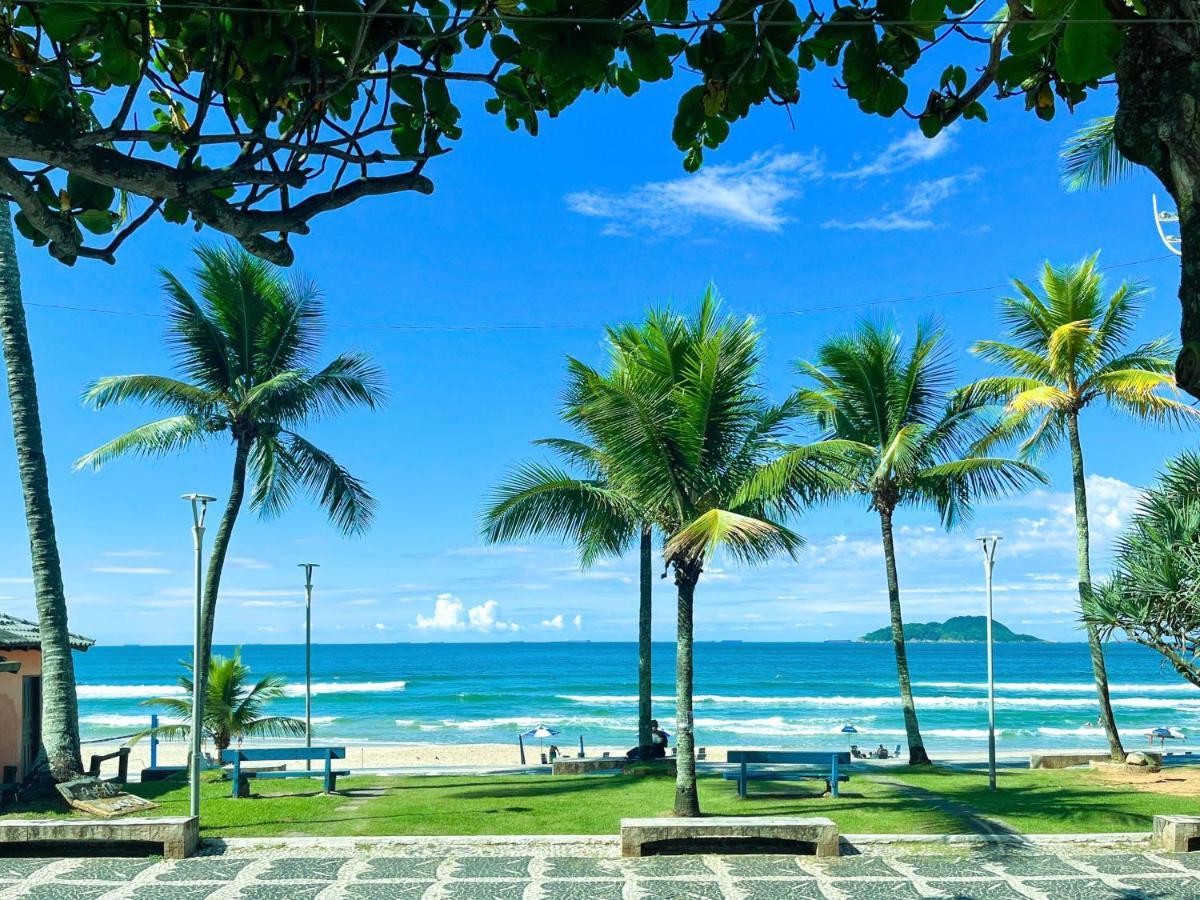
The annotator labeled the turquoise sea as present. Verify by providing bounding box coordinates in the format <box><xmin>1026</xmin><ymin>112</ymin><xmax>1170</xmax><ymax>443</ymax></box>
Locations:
<box><xmin>73</xmin><ymin>641</ymin><xmax>1199</xmax><ymax>754</ymax></box>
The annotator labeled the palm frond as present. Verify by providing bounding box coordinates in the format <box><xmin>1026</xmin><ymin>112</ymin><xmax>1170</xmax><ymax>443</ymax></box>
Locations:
<box><xmin>75</xmin><ymin>415</ymin><xmax>211</xmax><ymax>471</ymax></box>
<box><xmin>664</xmin><ymin>508</ymin><xmax>804</xmax><ymax>566</ymax></box>
<box><xmin>281</xmin><ymin>432</ymin><xmax>376</xmax><ymax>535</ymax></box>
<box><xmin>81</xmin><ymin>375</ymin><xmax>218</xmax><ymax>413</ymax></box>
<box><xmin>1060</xmin><ymin>116</ymin><xmax>1139</xmax><ymax>192</ymax></box>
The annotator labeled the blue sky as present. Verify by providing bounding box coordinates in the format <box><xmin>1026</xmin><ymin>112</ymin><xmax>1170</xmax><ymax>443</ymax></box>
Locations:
<box><xmin>0</xmin><ymin>67</ymin><xmax>1191</xmax><ymax>646</ymax></box>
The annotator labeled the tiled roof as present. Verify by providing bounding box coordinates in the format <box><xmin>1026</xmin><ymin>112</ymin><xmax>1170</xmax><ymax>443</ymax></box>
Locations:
<box><xmin>0</xmin><ymin>613</ymin><xmax>94</xmax><ymax>651</ymax></box>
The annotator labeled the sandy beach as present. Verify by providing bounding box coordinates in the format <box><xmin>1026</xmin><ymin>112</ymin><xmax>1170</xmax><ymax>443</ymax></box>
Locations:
<box><xmin>80</xmin><ymin>739</ymin><xmax>1049</xmax><ymax>774</ymax></box>
<box><xmin>81</xmin><ymin>740</ymin><xmax>750</xmax><ymax>772</ymax></box>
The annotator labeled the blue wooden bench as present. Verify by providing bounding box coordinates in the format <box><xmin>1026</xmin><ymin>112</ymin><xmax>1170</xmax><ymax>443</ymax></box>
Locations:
<box><xmin>725</xmin><ymin>751</ymin><xmax>852</xmax><ymax>799</ymax></box>
<box><xmin>220</xmin><ymin>747</ymin><xmax>349</xmax><ymax>798</ymax></box>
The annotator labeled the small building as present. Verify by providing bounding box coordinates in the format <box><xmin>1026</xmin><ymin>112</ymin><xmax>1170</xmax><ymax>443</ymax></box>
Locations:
<box><xmin>0</xmin><ymin>613</ymin><xmax>94</xmax><ymax>781</ymax></box>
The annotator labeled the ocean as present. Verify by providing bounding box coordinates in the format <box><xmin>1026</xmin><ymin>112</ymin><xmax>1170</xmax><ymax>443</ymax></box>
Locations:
<box><xmin>73</xmin><ymin>641</ymin><xmax>1198</xmax><ymax>754</ymax></box>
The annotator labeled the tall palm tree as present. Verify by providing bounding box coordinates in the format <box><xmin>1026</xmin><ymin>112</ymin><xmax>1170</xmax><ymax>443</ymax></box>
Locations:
<box><xmin>573</xmin><ymin>289</ymin><xmax>843</xmax><ymax>815</ymax></box>
<box><xmin>482</xmin><ymin>437</ymin><xmax>660</xmax><ymax>753</ymax></box>
<box><xmin>140</xmin><ymin>649</ymin><xmax>305</xmax><ymax>751</ymax></box>
<box><xmin>77</xmin><ymin>244</ymin><xmax>384</xmax><ymax>703</ymax></box>
<box><xmin>0</xmin><ymin>210</ymin><xmax>84</xmax><ymax>782</ymax></box>
<box><xmin>782</xmin><ymin>319</ymin><xmax>1043</xmax><ymax>766</ymax></box>
<box><xmin>963</xmin><ymin>256</ymin><xmax>1197</xmax><ymax>760</ymax></box>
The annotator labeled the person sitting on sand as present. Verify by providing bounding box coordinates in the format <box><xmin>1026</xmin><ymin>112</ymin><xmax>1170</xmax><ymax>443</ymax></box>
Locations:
<box><xmin>876</xmin><ymin>744</ymin><xmax>888</xmax><ymax>759</ymax></box>
<box><xmin>625</xmin><ymin>719</ymin><xmax>670</xmax><ymax>760</ymax></box>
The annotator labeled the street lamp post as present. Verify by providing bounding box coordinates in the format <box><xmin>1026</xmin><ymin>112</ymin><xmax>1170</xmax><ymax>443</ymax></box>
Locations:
<box><xmin>182</xmin><ymin>493</ymin><xmax>217</xmax><ymax>819</ymax></box>
<box><xmin>978</xmin><ymin>535</ymin><xmax>1002</xmax><ymax>792</ymax></box>
<box><xmin>299</xmin><ymin>563</ymin><xmax>319</xmax><ymax>770</ymax></box>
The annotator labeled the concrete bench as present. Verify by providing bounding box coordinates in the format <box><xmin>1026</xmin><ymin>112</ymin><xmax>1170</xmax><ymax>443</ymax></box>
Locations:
<box><xmin>0</xmin><ymin>816</ymin><xmax>198</xmax><ymax>859</ymax></box>
<box><xmin>1155</xmin><ymin>815</ymin><xmax>1200</xmax><ymax>852</ymax></box>
<box><xmin>1029</xmin><ymin>751</ymin><xmax>1111</xmax><ymax>769</ymax></box>
<box><xmin>620</xmin><ymin>816</ymin><xmax>838</xmax><ymax>858</ymax></box>
<box><xmin>552</xmin><ymin>757</ymin><xmax>627</xmax><ymax>775</ymax></box>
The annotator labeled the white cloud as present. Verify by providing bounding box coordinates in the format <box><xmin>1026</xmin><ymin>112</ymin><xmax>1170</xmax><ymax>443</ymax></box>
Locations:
<box><xmin>375</xmin><ymin>622</ymin><xmax>388</xmax><ymax>631</ymax></box>
<box><xmin>541</xmin><ymin>614</ymin><xmax>565</xmax><ymax>630</ymax></box>
<box><xmin>229</xmin><ymin>557</ymin><xmax>271</xmax><ymax>570</ymax></box>
<box><xmin>240</xmin><ymin>599</ymin><xmax>299</xmax><ymax>608</ymax></box>
<box><xmin>413</xmin><ymin>593</ymin><xmax>520</xmax><ymax>633</ymax></box>
<box><xmin>0</xmin><ymin>577</ymin><xmax>32</xmax><ymax>584</ymax></box>
<box><xmin>566</xmin><ymin>150</ymin><xmax>822</xmax><ymax>236</ymax></box>
<box><xmin>824</xmin><ymin>168</ymin><xmax>981</xmax><ymax>232</ymax></box>
<box><xmin>104</xmin><ymin>550</ymin><xmax>164</xmax><ymax>559</ymax></box>
<box><xmin>833</xmin><ymin>127</ymin><xmax>957</xmax><ymax>179</ymax></box>
<box><xmin>91</xmin><ymin>566</ymin><xmax>172</xmax><ymax>575</ymax></box>
<box><xmin>573</xmin><ymin>614</ymin><xmax>583</xmax><ymax>630</ymax></box>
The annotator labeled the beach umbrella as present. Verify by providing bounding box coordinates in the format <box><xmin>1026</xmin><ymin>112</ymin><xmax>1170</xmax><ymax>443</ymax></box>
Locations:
<box><xmin>841</xmin><ymin>724</ymin><xmax>858</xmax><ymax>752</ymax></box>
<box><xmin>526</xmin><ymin>724</ymin><xmax>559</xmax><ymax>762</ymax></box>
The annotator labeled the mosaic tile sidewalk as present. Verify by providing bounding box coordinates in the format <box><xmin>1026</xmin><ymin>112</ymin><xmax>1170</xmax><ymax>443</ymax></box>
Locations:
<box><xmin>3</xmin><ymin>846</ymin><xmax>1200</xmax><ymax>899</ymax></box>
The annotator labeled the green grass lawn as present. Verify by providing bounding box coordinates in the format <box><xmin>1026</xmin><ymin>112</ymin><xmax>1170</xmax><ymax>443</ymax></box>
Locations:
<box><xmin>2</xmin><ymin>766</ymin><xmax>1191</xmax><ymax>837</ymax></box>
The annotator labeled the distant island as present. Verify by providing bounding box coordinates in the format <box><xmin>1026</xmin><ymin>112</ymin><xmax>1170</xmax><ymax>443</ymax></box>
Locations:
<box><xmin>859</xmin><ymin>615</ymin><xmax>1047</xmax><ymax>643</ymax></box>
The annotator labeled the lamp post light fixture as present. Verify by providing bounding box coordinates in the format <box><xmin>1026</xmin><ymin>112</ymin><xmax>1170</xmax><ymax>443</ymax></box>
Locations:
<box><xmin>299</xmin><ymin>563</ymin><xmax>319</xmax><ymax>770</ymax></box>
<box><xmin>978</xmin><ymin>535</ymin><xmax>1002</xmax><ymax>792</ymax></box>
<box><xmin>182</xmin><ymin>493</ymin><xmax>217</xmax><ymax>819</ymax></box>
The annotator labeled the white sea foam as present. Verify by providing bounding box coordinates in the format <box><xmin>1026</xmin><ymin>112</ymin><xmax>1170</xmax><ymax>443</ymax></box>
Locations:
<box><xmin>77</xmin><ymin>684</ymin><xmax>184</xmax><ymax>699</ymax></box>
<box><xmin>77</xmin><ymin>680</ymin><xmax>405</xmax><ymax>701</ymax></box>
<box><xmin>917</xmin><ymin>681</ymin><xmax>1198</xmax><ymax>695</ymax></box>
<box><xmin>80</xmin><ymin>714</ymin><xmax>149</xmax><ymax>728</ymax></box>
<box><xmin>562</xmin><ymin>692</ymin><xmax>1200</xmax><ymax>711</ymax></box>
<box><xmin>284</xmin><ymin>680</ymin><xmax>406</xmax><ymax>696</ymax></box>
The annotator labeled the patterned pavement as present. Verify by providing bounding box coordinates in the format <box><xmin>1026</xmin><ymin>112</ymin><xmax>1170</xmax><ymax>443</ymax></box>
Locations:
<box><xmin>3</xmin><ymin>846</ymin><xmax>1200</xmax><ymax>899</ymax></box>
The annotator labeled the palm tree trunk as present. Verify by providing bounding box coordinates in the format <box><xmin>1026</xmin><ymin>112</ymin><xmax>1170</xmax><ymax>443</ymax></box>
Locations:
<box><xmin>673</xmin><ymin>560</ymin><xmax>701</xmax><ymax>816</ymax></box>
<box><xmin>1066</xmin><ymin>413</ymin><xmax>1125</xmax><ymax>761</ymax></box>
<box><xmin>638</xmin><ymin>525</ymin><xmax>653</xmax><ymax>755</ymax></box>
<box><xmin>878</xmin><ymin>506</ymin><xmax>930</xmax><ymax>766</ymax></box>
<box><xmin>0</xmin><ymin>209</ymin><xmax>83</xmax><ymax>783</ymax></box>
<box><xmin>197</xmin><ymin>439</ymin><xmax>250</xmax><ymax>700</ymax></box>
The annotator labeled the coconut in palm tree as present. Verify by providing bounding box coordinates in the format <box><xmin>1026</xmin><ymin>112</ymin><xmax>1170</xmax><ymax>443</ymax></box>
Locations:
<box><xmin>788</xmin><ymin>318</ymin><xmax>1044</xmax><ymax>766</ymax></box>
<box><xmin>77</xmin><ymin>244</ymin><xmax>384</xmax><ymax>704</ymax></box>
<box><xmin>140</xmin><ymin>649</ymin><xmax>305</xmax><ymax>752</ymax></box>
<box><xmin>963</xmin><ymin>256</ymin><xmax>1198</xmax><ymax>760</ymax></box>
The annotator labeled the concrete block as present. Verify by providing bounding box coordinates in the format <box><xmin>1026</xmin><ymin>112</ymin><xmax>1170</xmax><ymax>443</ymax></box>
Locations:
<box><xmin>1154</xmin><ymin>815</ymin><xmax>1200</xmax><ymax>853</ymax></box>
<box><xmin>620</xmin><ymin>816</ymin><xmax>838</xmax><ymax>858</ymax></box>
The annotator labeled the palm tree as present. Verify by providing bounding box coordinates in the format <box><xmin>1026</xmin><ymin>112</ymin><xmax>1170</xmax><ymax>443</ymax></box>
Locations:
<box><xmin>482</xmin><ymin>437</ymin><xmax>660</xmax><ymax>753</ymax></box>
<box><xmin>784</xmin><ymin>318</ymin><xmax>1043</xmax><ymax>766</ymax></box>
<box><xmin>571</xmin><ymin>289</ymin><xmax>843</xmax><ymax>815</ymax></box>
<box><xmin>77</xmin><ymin>244</ymin><xmax>384</xmax><ymax>703</ymax></box>
<box><xmin>1085</xmin><ymin>452</ymin><xmax>1200</xmax><ymax>688</ymax></box>
<box><xmin>140</xmin><ymin>649</ymin><xmax>305</xmax><ymax>751</ymax></box>
<box><xmin>962</xmin><ymin>255</ymin><xmax>1197</xmax><ymax>760</ymax></box>
<box><xmin>0</xmin><ymin>210</ymin><xmax>84</xmax><ymax>782</ymax></box>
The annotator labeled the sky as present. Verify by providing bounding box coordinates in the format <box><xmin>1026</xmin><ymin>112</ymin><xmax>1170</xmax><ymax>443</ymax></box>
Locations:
<box><xmin>0</xmin><ymin>57</ymin><xmax>1192</xmax><ymax>647</ymax></box>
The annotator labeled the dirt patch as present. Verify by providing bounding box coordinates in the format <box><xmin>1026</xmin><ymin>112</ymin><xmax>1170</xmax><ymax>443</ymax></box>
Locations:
<box><xmin>1088</xmin><ymin>764</ymin><xmax>1200</xmax><ymax>796</ymax></box>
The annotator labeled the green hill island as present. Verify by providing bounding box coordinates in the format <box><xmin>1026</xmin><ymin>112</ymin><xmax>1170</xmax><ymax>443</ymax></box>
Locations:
<box><xmin>859</xmin><ymin>615</ymin><xmax>1047</xmax><ymax>643</ymax></box>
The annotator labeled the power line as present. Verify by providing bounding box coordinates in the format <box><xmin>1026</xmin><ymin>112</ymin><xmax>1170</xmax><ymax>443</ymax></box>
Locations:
<box><xmin>9</xmin><ymin>0</ymin><xmax>1198</xmax><ymax>28</ymax></box>
<box><xmin>23</xmin><ymin>253</ymin><xmax>1177</xmax><ymax>333</ymax></box>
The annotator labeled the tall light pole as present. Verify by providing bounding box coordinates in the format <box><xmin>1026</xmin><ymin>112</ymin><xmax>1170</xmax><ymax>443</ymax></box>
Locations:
<box><xmin>182</xmin><ymin>493</ymin><xmax>216</xmax><ymax>819</ymax></box>
<box><xmin>978</xmin><ymin>535</ymin><xmax>1001</xmax><ymax>792</ymax></box>
<box><xmin>299</xmin><ymin>563</ymin><xmax>319</xmax><ymax>770</ymax></box>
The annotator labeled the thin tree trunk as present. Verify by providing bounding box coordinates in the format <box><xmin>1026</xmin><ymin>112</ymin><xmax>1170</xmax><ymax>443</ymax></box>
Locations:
<box><xmin>878</xmin><ymin>506</ymin><xmax>930</xmax><ymax>766</ymax></box>
<box><xmin>1066</xmin><ymin>413</ymin><xmax>1125</xmax><ymax>761</ymax></box>
<box><xmin>1114</xmin><ymin>0</ymin><xmax>1200</xmax><ymax>400</ymax></box>
<box><xmin>638</xmin><ymin>525</ymin><xmax>653</xmax><ymax>755</ymax></box>
<box><xmin>196</xmin><ymin>439</ymin><xmax>250</xmax><ymax>703</ymax></box>
<box><xmin>673</xmin><ymin>560</ymin><xmax>701</xmax><ymax>817</ymax></box>
<box><xmin>0</xmin><ymin>209</ymin><xmax>83</xmax><ymax>783</ymax></box>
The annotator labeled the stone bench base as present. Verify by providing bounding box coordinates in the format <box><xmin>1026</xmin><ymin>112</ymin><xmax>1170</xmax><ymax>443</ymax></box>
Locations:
<box><xmin>0</xmin><ymin>816</ymin><xmax>198</xmax><ymax>859</ymax></box>
<box><xmin>620</xmin><ymin>816</ymin><xmax>838</xmax><ymax>858</ymax></box>
<box><xmin>1155</xmin><ymin>815</ymin><xmax>1200</xmax><ymax>853</ymax></box>
<box><xmin>1029</xmin><ymin>752</ymin><xmax>1112</xmax><ymax>769</ymax></box>
<box><xmin>552</xmin><ymin>757</ymin><xmax>627</xmax><ymax>775</ymax></box>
